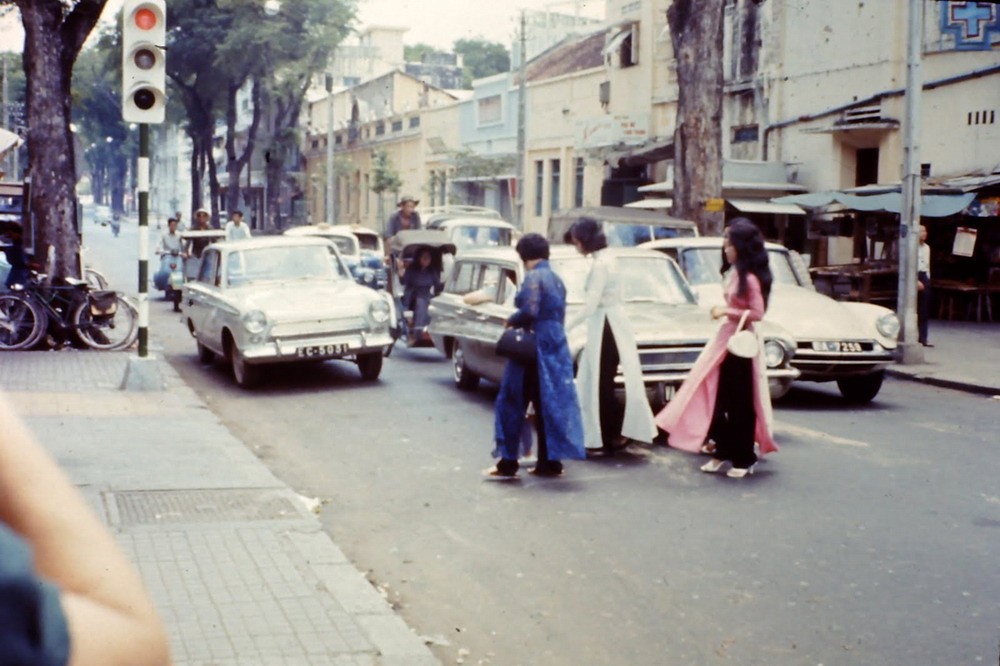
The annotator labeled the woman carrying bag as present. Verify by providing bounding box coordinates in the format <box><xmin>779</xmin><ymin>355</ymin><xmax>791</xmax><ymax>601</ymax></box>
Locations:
<box><xmin>489</xmin><ymin>234</ymin><xmax>585</xmax><ymax>478</ymax></box>
<box><xmin>654</xmin><ymin>219</ymin><xmax>778</xmax><ymax>478</ymax></box>
<box><xmin>565</xmin><ymin>218</ymin><xmax>657</xmax><ymax>452</ymax></box>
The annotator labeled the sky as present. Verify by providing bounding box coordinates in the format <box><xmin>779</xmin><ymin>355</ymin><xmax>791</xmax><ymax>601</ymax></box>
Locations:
<box><xmin>0</xmin><ymin>0</ymin><xmax>606</xmax><ymax>54</ymax></box>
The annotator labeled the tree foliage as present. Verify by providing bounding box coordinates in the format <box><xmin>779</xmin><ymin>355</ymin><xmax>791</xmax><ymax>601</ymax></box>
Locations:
<box><xmin>404</xmin><ymin>42</ymin><xmax>438</xmax><ymax>63</ymax></box>
<box><xmin>453</xmin><ymin>38</ymin><xmax>510</xmax><ymax>88</ymax></box>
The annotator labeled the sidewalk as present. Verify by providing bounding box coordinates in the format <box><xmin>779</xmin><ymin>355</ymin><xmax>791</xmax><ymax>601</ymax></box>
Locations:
<box><xmin>884</xmin><ymin>320</ymin><xmax>1000</xmax><ymax>395</ymax></box>
<box><xmin>0</xmin><ymin>351</ymin><xmax>438</xmax><ymax>666</ymax></box>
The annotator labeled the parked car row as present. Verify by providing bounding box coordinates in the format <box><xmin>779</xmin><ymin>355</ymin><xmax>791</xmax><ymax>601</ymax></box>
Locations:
<box><xmin>173</xmin><ymin>205</ymin><xmax>899</xmax><ymax>406</ymax></box>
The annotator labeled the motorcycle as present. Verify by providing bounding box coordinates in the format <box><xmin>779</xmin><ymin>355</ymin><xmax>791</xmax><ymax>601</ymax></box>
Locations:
<box><xmin>153</xmin><ymin>250</ymin><xmax>184</xmax><ymax>311</ymax></box>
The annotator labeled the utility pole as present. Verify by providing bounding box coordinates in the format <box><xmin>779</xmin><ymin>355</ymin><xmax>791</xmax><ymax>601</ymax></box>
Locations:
<box><xmin>897</xmin><ymin>0</ymin><xmax>924</xmax><ymax>364</ymax></box>
<box><xmin>515</xmin><ymin>10</ymin><xmax>527</xmax><ymax>230</ymax></box>
<box><xmin>325</xmin><ymin>73</ymin><xmax>335</xmax><ymax>225</ymax></box>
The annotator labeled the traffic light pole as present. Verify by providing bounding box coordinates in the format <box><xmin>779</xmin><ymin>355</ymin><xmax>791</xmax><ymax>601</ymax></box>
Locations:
<box><xmin>137</xmin><ymin>123</ymin><xmax>150</xmax><ymax>357</ymax></box>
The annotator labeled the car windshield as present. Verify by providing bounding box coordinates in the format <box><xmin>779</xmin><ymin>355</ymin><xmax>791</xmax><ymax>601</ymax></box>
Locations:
<box><xmin>451</xmin><ymin>225</ymin><xmax>512</xmax><ymax>248</ymax></box>
<box><xmin>602</xmin><ymin>222</ymin><xmax>694</xmax><ymax>247</ymax></box>
<box><xmin>354</xmin><ymin>234</ymin><xmax>380</xmax><ymax>252</ymax></box>
<box><xmin>225</xmin><ymin>244</ymin><xmax>349</xmax><ymax>286</ymax></box>
<box><xmin>678</xmin><ymin>247</ymin><xmax>801</xmax><ymax>286</ymax></box>
<box><xmin>552</xmin><ymin>255</ymin><xmax>694</xmax><ymax>305</ymax></box>
<box><xmin>324</xmin><ymin>235</ymin><xmax>358</xmax><ymax>257</ymax></box>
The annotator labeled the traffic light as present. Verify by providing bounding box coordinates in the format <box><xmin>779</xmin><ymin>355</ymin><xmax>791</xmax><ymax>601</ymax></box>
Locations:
<box><xmin>121</xmin><ymin>0</ymin><xmax>166</xmax><ymax>124</ymax></box>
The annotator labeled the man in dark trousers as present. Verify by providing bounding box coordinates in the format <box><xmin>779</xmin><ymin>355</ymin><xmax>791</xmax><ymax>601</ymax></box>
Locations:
<box><xmin>916</xmin><ymin>224</ymin><xmax>933</xmax><ymax>347</ymax></box>
<box><xmin>385</xmin><ymin>195</ymin><xmax>421</xmax><ymax>239</ymax></box>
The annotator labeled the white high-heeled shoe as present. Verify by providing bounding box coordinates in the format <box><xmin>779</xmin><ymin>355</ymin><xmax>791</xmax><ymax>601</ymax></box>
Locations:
<box><xmin>700</xmin><ymin>458</ymin><xmax>727</xmax><ymax>474</ymax></box>
<box><xmin>726</xmin><ymin>464</ymin><xmax>756</xmax><ymax>479</ymax></box>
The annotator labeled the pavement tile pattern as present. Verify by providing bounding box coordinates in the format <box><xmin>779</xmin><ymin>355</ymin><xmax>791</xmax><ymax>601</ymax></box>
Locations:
<box><xmin>0</xmin><ymin>351</ymin><xmax>439</xmax><ymax>666</ymax></box>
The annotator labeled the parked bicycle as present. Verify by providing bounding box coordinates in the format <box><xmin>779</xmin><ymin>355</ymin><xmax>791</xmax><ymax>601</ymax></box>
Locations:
<box><xmin>0</xmin><ymin>274</ymin><xmax>137</xmax><ymax>351</ymax></box>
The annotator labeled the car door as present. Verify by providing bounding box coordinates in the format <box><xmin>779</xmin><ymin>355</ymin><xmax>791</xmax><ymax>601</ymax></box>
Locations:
<box><xmin>185</xmin><ymin>248</ymin><xmax>219</xmax><ymax>344</ymax></box>
<box><xmin>428</xmin><ymin>259</ymin><xmax>478</xmax><ymax>357</ymax></box>
<box><xmin>473</xmin><ymin>263</ymin><xmax>519</xmax><ymax>381</ymax></box>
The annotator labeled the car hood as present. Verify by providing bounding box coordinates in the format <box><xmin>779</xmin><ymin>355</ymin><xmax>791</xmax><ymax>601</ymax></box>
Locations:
<box><xmin>692</xmin><ymin>283</ymin><xmax>886</xmax><ymax>340</ymax></box>
<box><xmin>567</xmin><ymin>301</ymin><xmax>715</xmax><ymax>344</ymax></box>
<box><xmin>235</xmin><ymin>280</ymin><xmax>374</xmax><ymax>319</ymax></box>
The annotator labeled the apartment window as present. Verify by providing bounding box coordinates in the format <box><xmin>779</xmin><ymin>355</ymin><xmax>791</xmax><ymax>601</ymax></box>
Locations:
<box><xmin>477</xmin><ymin>94</ymin><xmax>503</xmax><ymax>126</ymax></box>
<box><xmin>732</xmin><ymin>125</ymin><xmax>759</xmax><ymax>143</ymax></box>
<box><xmin>534</xmin><ymin>160</ymin><xmax>544</xmax><ymax>216</ymax></box>
<box><xmin>550</xmin><ymin>159</ymin><xmax>561</xmax><ymax>212</ymax></box>
<box><xmin>392</xmin><ymin>120</ymin><xmax>403</xmax><ymax>132</ymax></box>
<box><xmin>409</xmin><ymin>116</ymin><xmax>421</xmax><ymax>128</ymax></box>
<box><xmin>375</xmin><ymin>122</ymin><xmax>385</xmax><ymax>136</ymax></box>
<box><xmin>574</xmin><ymin>158</ymin><xmax>585</xmax><ymax>208</ymax></box>
<box><xmin>606</xmin><ymin>23</ymin><xmax>639</xmax><ymax>69</ymax></box>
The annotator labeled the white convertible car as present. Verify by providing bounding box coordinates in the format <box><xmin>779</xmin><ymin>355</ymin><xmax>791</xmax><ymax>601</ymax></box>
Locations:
<box><xmin>641</xmin><ymin>237</ymin><xmax>900</xmax><ymax>403</ymax></box>
<box><xmin>183</xmin><ymin>236</ymin><xmax>394</xmax><ymax>388</ymax></box>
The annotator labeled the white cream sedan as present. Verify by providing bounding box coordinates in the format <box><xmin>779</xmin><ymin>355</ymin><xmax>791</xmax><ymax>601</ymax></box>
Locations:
<box><xmin>641</xmin><ymin>237</ymin><xmax>900</xmax><ymax>403</ymax></box>
<box><xmin>183</xmin><ymin>236</ymin><xmax>394</xmax><ymax>388</ymax></box>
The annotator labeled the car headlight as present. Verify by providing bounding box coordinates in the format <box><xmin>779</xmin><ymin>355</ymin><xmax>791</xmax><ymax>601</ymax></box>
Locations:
<box><xmin>876</xmin><ymin>312</ymin><xmax>900</xmax><ymax>339</ymax></box>
<box><xmin>763</xmin><ymin>340</ymin><xmax>786</xmax><ymax>368</ymax></box>
<box><xmin>369</xmin><ymin>298</ymin><xmax>390</xmax><ymax>324</ymax></box>
<box><xmin>242</xmin><ymin>310</ymin><xmax>268</xmax><ymax>334</ymax></box>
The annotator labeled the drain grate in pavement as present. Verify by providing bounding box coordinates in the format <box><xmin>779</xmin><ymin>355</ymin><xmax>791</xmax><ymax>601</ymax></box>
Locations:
<box><xmin>113</xmin><ymin>488</ymin><xmax>303</xmax><ymax>525</ymax></box>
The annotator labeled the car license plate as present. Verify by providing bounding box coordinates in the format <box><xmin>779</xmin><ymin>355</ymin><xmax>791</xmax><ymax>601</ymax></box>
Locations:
<box><xmin>811</xmin><ymin>341</ymin><xmax>864</xmax><ymax>353</ymax></box>
<box><xmin>296</xmin><ymin>343</ymin><xmax>348</xmax><ymax>358</ymax></box>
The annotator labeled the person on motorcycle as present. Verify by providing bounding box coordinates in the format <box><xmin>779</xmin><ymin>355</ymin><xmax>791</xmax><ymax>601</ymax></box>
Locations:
<box><xmin>400</xmin><ymin>248</ymin><xmax>441</xmax><ymax>344</ymax></box>
<box><xmin>185</xmin><ymin>208</ymin><xmax>214</xmax><ymax>259</ymax></box>
<box><xmin>157</xmin><ymin>218</ymin><xmax>185</xmax><ymax>256</ymax></box>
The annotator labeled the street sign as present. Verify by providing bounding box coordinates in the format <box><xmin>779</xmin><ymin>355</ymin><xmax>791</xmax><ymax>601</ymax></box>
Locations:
<box><xmin>704</xmin><ymin>197</ymin><xmax>725</xmax><ymax>212</ymax></box>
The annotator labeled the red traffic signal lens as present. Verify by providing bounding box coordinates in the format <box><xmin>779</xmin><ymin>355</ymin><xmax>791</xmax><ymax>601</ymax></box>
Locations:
<box><xmin>133</xmin><ymin>89</ymin><xmax>156</xmax><ymax>110</ymax></box>
<box><xmin>133</xmin><ymin>48</ymin><xmax>157</xmax><ymax>70</ymax></box>
<box><xmin>134</xmin><ymin>7</ymin><xmax>157</xmax><ymax>30</ymax></box>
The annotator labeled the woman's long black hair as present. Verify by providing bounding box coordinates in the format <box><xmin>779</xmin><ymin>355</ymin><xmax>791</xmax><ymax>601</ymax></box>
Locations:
<box><xmin>568</xmin><ymin>217</ymin><xmax>608</xmax><ymax>254</ymax></box>
<box><xmin>721</xmin><ymin>218</ymin><xmax>772</xmax><ymax>308</ymax></box>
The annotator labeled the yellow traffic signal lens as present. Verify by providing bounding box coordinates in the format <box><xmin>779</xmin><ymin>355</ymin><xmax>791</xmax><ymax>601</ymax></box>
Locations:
<box><xmin>133</xmin><ymin>89</ymin><xmax>156</xmax><ymax>110</ymax></box>
<box><xmin>133</xmin><ymin>48</ymin><xmax>156</xmax><ymax>70</ymax></box>
<box><xmin>134</xmin><ymin>7</ymin><xmax>157</xmax><ymax>30</ymax></box>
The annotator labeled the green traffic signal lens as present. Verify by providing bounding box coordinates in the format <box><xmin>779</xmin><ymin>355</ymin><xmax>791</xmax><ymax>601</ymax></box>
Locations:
<box><xmin>133</xmin><ymin>89</ymin><xmax>156</xmax><ymax>110</ymax></box>
<box><xmin>134</xmin><ymin>48</ymin><xmax>156</xmax><ymax>70</ymax></box>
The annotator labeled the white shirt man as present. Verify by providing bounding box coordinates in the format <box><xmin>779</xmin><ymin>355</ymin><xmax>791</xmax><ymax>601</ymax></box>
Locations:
<box><xmin>157</xmin><ymin>219</ymin><xmax>184</xmax><ymax>254</ymax></box>
<box><xmin>224</xmin><ymin>211</ymin><xmax>252</xmax><ymax>241</ymax></box>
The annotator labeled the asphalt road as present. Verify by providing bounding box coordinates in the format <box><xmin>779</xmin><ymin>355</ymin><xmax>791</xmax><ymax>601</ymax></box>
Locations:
<box><xmin>90</xmin><ymin>223</ymin><xmax>1000</xmax><ymax>666</ymax></box>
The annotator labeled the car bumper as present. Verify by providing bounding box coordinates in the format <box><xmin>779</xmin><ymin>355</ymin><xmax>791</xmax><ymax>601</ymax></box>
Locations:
<box><xmin>792</xmin><ymin>351</ymin><xmax>895</xmax><ymax>380</ymax></box>
<box><xmin>241</xmin><ymin>331</ymin><xmax>395</xmax><ymax>364</ymax></box>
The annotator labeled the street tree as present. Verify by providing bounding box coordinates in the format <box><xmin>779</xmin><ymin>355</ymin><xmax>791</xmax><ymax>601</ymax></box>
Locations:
<box><xmin>370</xmin><ymin>148</ymin><xmax>401</xmax><ymax>234</ymax></box>
<box><xmin>5</xmin><ymin>0</ymin><xmax>108</xmax><ymax>278</ymax></box>
<box><xmin>453</xmin><ymin>38</ymin><xmax>510</xmax><ymax>89</ymax></box>
<box><xmin>667</xmin><ymin>0</ymin><xmax>726</xmax><ymax>236</ymax></box>
<box><xmin>74</xmin><ymin>33</ymin><xmax>134</xmax><ymax>216</ymax></box>
<box><xmin>404</xmin><ymin>43</ymin><xmax>437</xmax><ymax>63</ymax></box>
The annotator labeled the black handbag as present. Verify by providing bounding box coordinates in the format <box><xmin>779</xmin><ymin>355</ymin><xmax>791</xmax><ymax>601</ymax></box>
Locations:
<box><xmin>496</xmin><ymin>327</ymin><xmax>537</xmax><ymax>364</ymax></box>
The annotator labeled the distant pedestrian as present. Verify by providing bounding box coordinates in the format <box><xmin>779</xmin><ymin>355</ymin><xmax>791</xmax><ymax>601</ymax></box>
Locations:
<box><xmin>565</xmin><ymin>217</ymin><xmax>656</xmax><ymax>451</ymax></box>
<box><xmin>175</xmin><ymin>210</ymin><xmax>186</xmax><ymax>231</ymax></box>
<box><xmin>917</xmin><ymin>224</ymin><xmax>933</xmax><ymax>347</ymax></box>
<box><xmin>1</xmin><ymin>223</ymin><xmax>31</xmax><ymax>288</ymax></box>
<box><xmin>385</xmin><ymin>195</ymin><xmax>421</xmax><ymax>238</ymax></box>
<box><xmin>655</xmin><ymin>219</ymin><xmax>778</xmax><ymax>478</ymax></box>
<box><xmin>224</xmin><ymin>210</ymin><xmax>252</xmax><ymax>242</ymax></box>
<box><xmin>489</xmin><ymin>233</ymin><xmax>585</xmax><ymax>478</ymax></box>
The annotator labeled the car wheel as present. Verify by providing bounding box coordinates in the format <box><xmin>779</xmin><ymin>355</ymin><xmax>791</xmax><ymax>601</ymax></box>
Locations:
<box><xmin>836</xmin><ymin>371</ymin><xmax>884</xmax><ymax>404</ymax></box>
<box><xmin>453</xmin><ymin>342</ymin><xmax>480</xmax><ymax>391</ymax></box>
<box><xmin>357</xmin><ymin>351</ymin><xmax>383</xmax><ymax>381</ymax></box>
<box><xmin>229</xmin><ymin>341</ymin><xmax>259</xmax><ymax>388</ymax></box>
<box><xmin>197</xmin><ymin>341</ymin><xmax>214</xmax><ymax>364</ymax></box>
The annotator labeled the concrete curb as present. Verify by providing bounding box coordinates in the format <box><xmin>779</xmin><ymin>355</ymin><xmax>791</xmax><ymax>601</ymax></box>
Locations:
<box><xmin>886</xmin><ymin>367</ymin><xmax>1000</xmax><ymax>396</ymax></box>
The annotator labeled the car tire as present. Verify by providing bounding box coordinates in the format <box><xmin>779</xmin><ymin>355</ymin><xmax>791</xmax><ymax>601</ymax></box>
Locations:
<box><xmin>357</xmin><ymin>351</ymin><xmax>383</xmax><ymax>381</ymax></box>
<box><xmin>229</xmin><ymin>341</ymin><xmax>260</xmax><ymax>388</ymax></box>
<box><xmin>453</xmin><ymin>342</ymin><xmax>480</xmax><ymax>391</ymax></box>
<box><xmin>836</xmin><ymin>371</ymin><xmax>884</xmax><ymax>404</ymax></box>
<box><xmin>197</xmin><ymin>341</ymin><xmax>214</xmax><ymax>364</ymax></box>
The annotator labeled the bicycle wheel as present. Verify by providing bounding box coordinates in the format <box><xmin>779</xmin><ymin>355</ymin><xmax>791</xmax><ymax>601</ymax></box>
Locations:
<box><xmin>84</xmin><ymin>268</ymin><xmax>109</xmax><ymax>290</ymax></box>
<box><xmin>72</xmin><ymin>293</ymin><xmax>138</xmax><ymax>350</ymax></box>
<box><xmin>0</xmin><ymin>293</ymin><xmax>46</xmax><ymax>350</ymax></box>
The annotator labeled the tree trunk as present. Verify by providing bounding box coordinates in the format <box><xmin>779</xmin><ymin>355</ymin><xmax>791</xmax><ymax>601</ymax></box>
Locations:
<box><xmin>224</xmin><ymin>77</ymin><xmax>262</xmax><ymax>222</ymax></box>
<box><xmin>667</xmin><ymin>0</ymin><xmax>726</xmax><ymax>237</ymax></box>
<box><xmin>17</xmin><ymin>0</ymin><xmax>105</xmax><ymax>278</ymax></box>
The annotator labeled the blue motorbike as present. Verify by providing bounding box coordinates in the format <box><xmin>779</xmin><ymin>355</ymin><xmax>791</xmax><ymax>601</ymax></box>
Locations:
<box><xmin>153</xmin><ymin>250</ymin><xmax>184</xmax><ymax>311</ymax></box>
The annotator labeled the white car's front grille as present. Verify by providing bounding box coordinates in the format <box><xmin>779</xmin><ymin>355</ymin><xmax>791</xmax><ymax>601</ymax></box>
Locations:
<box><xmin>271</xmin><ymin>316</ymin><xmax>366</xmax><ymax>340</ymax></box>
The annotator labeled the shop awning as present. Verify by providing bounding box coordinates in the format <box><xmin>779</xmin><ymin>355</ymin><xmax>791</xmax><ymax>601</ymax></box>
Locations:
<box><xmin>728</xmin><ymin>198</ymin><xmax>805</xmax><ymax>215</ymax></box>
<box><xmin>624</xmin><ymin>198</ymin><xmax>673</xmax><ymax>209</ymax></box>
<box><xmin>771</xmin><ymin>191</ymin><xmax>976</xmax><ymax>217</ymax></box>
